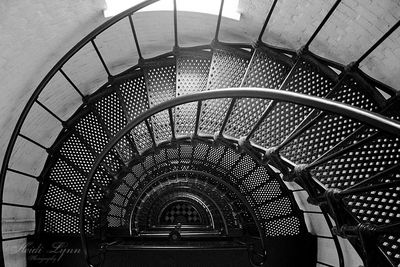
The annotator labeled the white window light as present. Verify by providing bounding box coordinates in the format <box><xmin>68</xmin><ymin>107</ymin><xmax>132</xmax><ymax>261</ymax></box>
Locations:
<box><xmin>104</xmin><ymin>0</ymin><xmax>241</xmax><ymax>21</ymax></box>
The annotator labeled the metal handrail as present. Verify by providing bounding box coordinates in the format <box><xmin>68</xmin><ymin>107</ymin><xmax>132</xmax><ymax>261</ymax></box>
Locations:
<box><xmin>0</xmin><ymin>0</ymin><xmax>161</xmax><ymax>264</ymax></box>
<box><xmin>79</xmin><ymin>88</ymin><xmax>400</xmax><ymax>266</ymax></box>
<box><xmin>2</xmin><ymin>0</ymin><xmax>400</xmax><ymax>266</ymax></box>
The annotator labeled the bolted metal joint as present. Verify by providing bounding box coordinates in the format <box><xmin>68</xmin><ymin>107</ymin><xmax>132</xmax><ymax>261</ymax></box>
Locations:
<box><xmin>345</xmin><ymin>61</ymin><xmax>359</xmax><ymax>73</ymax></box>
<box><xmin>297</xmin><ymin>45</ymin><xmax>308</xmax><ymax>57</ymax></box>
<box><xmin>334</xmin><ymin>223</ymin><xmax>378</xmax><ymax>239</ymax></box>
<box><xmin>172</xmin><ymin>45</ymin><xmax>180</xmax><ymax>55</ymax></box>
<box><xmin>213</xmin><ymin>131</ymin><xmax>222</xmax><ymax>142</ymax></box>
<box><xmin>238</xmin><ymin>136</ymin><xmax>250</xmax><ymax>148</ymax></box>
<box><xmin>325</xmin><ymin>188</ymin><xmax>343</xmax><ymax>202</ymax></box>
<box><xmin>284</xmin><ymin>163</ymin><xmax>308</xmax><ymax>182</ymax></box>
<box><xmin>264</xmin><ymin>147</ymin><xmax>277</xmax><ymax>159</ymax></box>
<box><xmin>138</xmin><ymin>57</ymin><xmax>145</xmax><ymax>67</ymax></box>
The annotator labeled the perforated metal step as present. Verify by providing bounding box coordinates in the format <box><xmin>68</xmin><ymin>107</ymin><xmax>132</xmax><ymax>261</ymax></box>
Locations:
<box><xmin>175</xmin><ymin>50</ymin><xmax>212</xmax><ymax>136</ymax></box>
<box><xmin>143</xmin><ymin>57</ymin><xmax>176</xmax><ymax>143</ymax></box>
<box><xmin>107</xmin><ymin>140</ymin><xmax>306</xmax><ymax>238</ymax></box>
<box><xmin>224</xmin><ymin>46</ymin><xmax>293</xmax><ymax>138</ymax></box>
<box><xmin>199</xmin><ymin>46</ymin><xmax>252</xmax><ymax>135</ymax></box>
<box><xmin>249</xmin><ymin>56</ymin><xmax>338</xmax><ymax>149</ymax></box>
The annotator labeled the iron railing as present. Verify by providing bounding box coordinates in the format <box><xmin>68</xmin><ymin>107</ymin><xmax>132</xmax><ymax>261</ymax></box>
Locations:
<box><xmin>79</xmin><ymin>88</ymin><xmax>400</xmax><ymax>266</ymax></box>
<box><xmin>1</xmin><ymin>0</ymin><xmax>400</xmax><ymax>266</ymax></box>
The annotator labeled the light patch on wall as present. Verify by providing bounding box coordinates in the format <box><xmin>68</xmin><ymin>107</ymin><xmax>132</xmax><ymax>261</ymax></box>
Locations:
<box><xmin>104</xmin><ymin>0</ymin><xmax>241</xmax><ymax>20</ymax></box>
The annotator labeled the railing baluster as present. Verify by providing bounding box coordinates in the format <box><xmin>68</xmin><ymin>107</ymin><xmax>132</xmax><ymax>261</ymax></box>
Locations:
<box><xmin>35</xmin><ymin>100</ymin><xmax>64</xmax><ymax>123</ymax></box>
<box><xmin>194</xmin><ymin>101</ymin><xmax>202</xmax><ymax>136</ymax></box>
<box><xmin>214</xmin><ymin>0</ymin><xmax>225</xmax><ymax>42</ymax></box>
<box><xmin>114</xmin><ymin>88</ymin><xmax>140</xmax><ymax>155</ymax></box>
<box><xmin>18</xmin><ymin>133</ymin><xmax>48</xmax><ymax>151</ymax></box>
<box><xmin>355</xmin><ymin>20</ymin><xmax>400</xmax><ymax>65</ymax></box>
<box><xmin>245</xmin><ymin>59</ymin><xmax>302</xmax><ymax>141</ymax></box>
<box><xmin>91</xmin><ymin>39</ymin><xmax>112</xmax><ymax>77</ymax></box>
<box><xmin>340</xmin><ymin>179</ymin><xmax>400</xmax><ymax>197</ymax></box>
<box><xmin>219</xmin><ymin>98</ymin><xmax>237</xmax><ymax>136</ymax></box>
<box><xmin>276</xmin><ymin>110</ymin><xmax>324</xmax><ymax>151</ymax></box>
<box><xmin>168</xmin><ymin>108</ymin><xmax>176</xmax><ymax>140</ymax></box>
<box><xmin>246</xmin><ymin>100</ymin><xmax>277</xmax><ymax>141</ymax></box>
<box><xmin>173</xmin><ymin>0</ymin><xmax>178</xmax><ymax>48</ymax></box>
<box><xmin>344</xmin><ymin>163</ymin><xmax>400</xmax><ymax>192</ymax></box>
<box><xmin>308</xmin><ymin>131</ymin><xmax>380</xmax><ymax>169</ymax></box>
<box><xmin>377</xmin><ymin>222</ymin><xmax>400</xmax><ymax>233</ymax></box>
<box><xmin>304</xmin><ymin>0</ymin><xmax>342</xmax><ymax>49</ymax></box>
<box><xmin>321</xmin><ymin>210</ymin><xmax>344</xmax><ymax>267</ymax></box>
<box><xmin>145</xmin><ymin>119</ymin><xmax>156</xmax><ymax>147</ymax></box>
<box><xmin>59</xmin><ymin>69</ymin><xmax>85</xmax><ymax>98</ymax></box>
<box><xmin>128</xmin><ymin>15</ymin><xmax>143</xmax><ymax>60</ymax></box>
<box><xmin>257</xmin><ymin>0</ymin><xmax>279</xmax><ymax>42</ymax></box>
<box><xmin>275</xmin><ymin>72</ymin><xmax>350</xmax><ymax>151</ymax></box>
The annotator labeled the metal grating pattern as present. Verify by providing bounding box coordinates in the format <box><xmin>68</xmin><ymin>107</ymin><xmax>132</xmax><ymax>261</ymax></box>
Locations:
<box><xmin>107</xmin><ymin>151</ymin><xmax>125</xmax><ymax>176</ymax></box>
<box><xmin>251</xmin><ymin>102</ymin><xmax>313</xmax><ymax>148</ymax></box>
<box><xmin>283</xmin><ymin>59</ymin><xmax>334</xmax><ymax>97</ymax></box>
<box><xmin>224</xmin><ymin>98</ymin><xmax>270</xmax><ymax>138</ymax></box>
<box><xmin>281</xmin><ymin>114</ymin><xmax>362</xmax><ymax>164</ymax></box>
<box><xmin>312</xmin><ymin>133</ymin><xmax>400</xmax><ymax>189</ymax></box>
<box><xmin>144</xmin><ymin>62</ymin><xmax>176</xmax><ymax>142</ymax></box>
<box><xmin>95</xmin><ymin>92</ymin><xmax>128</xmax><ymax>136</ymax></box>
<box><xmin>345</xmin><ymin>182</ymin><xmax>400</xmax><ymax>225</ymax></box>
<box><xmin>108</xmin><ymin>140</ymin><xmax>304</xmax><ymax>237</ymax></box>
<box><xmin>49</xmin><ymin>159</ymin><xmax>86</xmax><ymax>194</ymax></box>
<box><xmin>118</xmin><ymin>74</ymin><xmax>149</xmax><ymax>121</ymax></box>
<box><xmin>145</xmin><ymin>63</ymin><xmax>176</xmax><ymax>105</ymax></box>
<box><xmin>44</xmin><ymin>210</ymin><xmax>80</xmax><ymax>234</ymax></box>
<box><xmin>241</xmin><ymin>47</ymin><xmax>292</xmax><ymax>88</ymax></box>
<box><xmin>130</xmin><ymin>123</ymin><xmax>153</xmax><ymax>152</ymax></box>
<box><xmin>150</xmin><ymin>111</ymin><xmax>172</xmax><ymax>141</ymax></box>
<box><xmin>59</xmin><ymin>133</ymin><xmax>96</xmax><ymax>174</ymax></box>
<box><xmin>258</xmin><ymin>197</ymin><xmax>293</xmax><ymax>220</ymax></box>
<box><xmin>94</xmin><ymin>92</ymin><xmax>133</xmax><ymax>161</ymax></box>
<box><xmin>115</xmin><ymin>136</ymin><xmax>136</xmax><ymax>162</ymax></box>
<box><xmin>176</xmin><ymin>53</ymin><xmax>211</xmax><ymax>136</ymax></box>
<box><xmin>44</xmin><ymin>184</ymin><xmax>80</xmax><ymax>214</ymax></box>
<box><xmin>380</xmin><ymin>235</ymin><xmax>400</xmax><ymax>266</ymax></box>
<box><xmin>250</xmin><ymin>57</ymin><xmax>336</xmax><ymax>148</ymax></box>
<box><xmin>232</xmin><ymin>154</ymin><xmax>256</xmax><ymax>179</ymax></box>
<box><xmin>251</xmin><ymin>181</ymin><xmax>282</xmax><ymax>205</ymax></box>
<box><xmin>331</xmin><ymin>76</ymin><xmax>381</xmax><ymax>111</ymax></box>
<box><xmin>175</xmin><ymin>102</ymin><xmax>197</xmax><ymax>136</ymax></box>
<box><xmin>264</xmin><ymin>216</ymin><xmax>301</xmax><ymax>236</ymax></box>
<box><xmin>75</xmin><ymin>112</ymin><xmax>109</xmax><ymax>155</ymax></box>
<box><xmin>93</xmin><ymin>166</ymin><xmax>113</xmax><ymax>189</ymax></box>
<box><xmin>206</xmin><ymin>48</ymin><xmax>250</xmax><ymax>90</ymax></box>
<box><xmin>219</xmin><ymin>148</ymin><xmax>241</xmax><ymax>172</ymax></box>
<box><xmin>199</xmin><ymin>98</ymin><xmax>230</xmax><ymax>135</ymax></box>
<box><xmin>224</xmin><ymin>48</ymin><xmax>292</xmax><ymax>138</ymax></box>
<box><xmin>200</xmin><ymin>48</ymin><xmax>250</xmax><ymax>135</ymax></box>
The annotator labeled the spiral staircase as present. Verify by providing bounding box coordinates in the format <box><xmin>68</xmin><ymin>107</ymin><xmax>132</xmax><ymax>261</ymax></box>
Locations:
<box><xmin>2</xmin><ymin>0</ymin><xmax>400</xmax><ymax>266</ymax></box>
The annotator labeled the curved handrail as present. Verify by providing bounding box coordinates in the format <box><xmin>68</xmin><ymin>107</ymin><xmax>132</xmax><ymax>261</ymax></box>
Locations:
<box><xmin>0</xmin><ymin>0</ymin><xmax>161</xmax><ymax>265</ymax></box>
<box><xmin>79</xmin><ymin>88</ymin><xmax>400</xmax><ymax>265</ymax></box>
<box><xmin>2</xmin><ymin>0</ymin><xmax>399</xmax><ymax>265</ymax></box>
<box><xmin>0</xmin><ymin>1</ymin><xmax>298</xmax><ymax>265</ymax></box>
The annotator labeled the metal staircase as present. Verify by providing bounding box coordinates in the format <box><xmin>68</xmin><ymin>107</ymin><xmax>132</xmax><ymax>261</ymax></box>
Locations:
<box><xmin>1</xmin><ymin>0</ymin><xmax>400</xmax><ymax>266</ymax></box>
